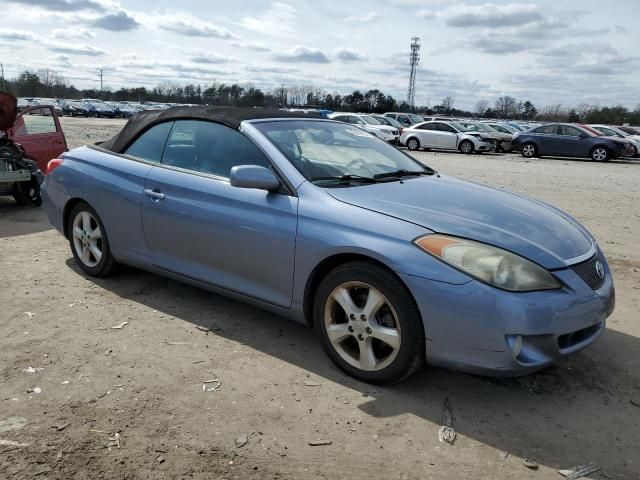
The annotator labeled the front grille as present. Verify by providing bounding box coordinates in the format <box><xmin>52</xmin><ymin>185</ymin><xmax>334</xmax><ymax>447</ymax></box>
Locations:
<box><xmin>571</xmin><ymin>254</ymin><xmax>605</xmax><ymax>290</ymax></box>
<box><xmin>558</xmin><ymin>322</ymin><xmax>602</xmax><ymax>351</ymax></box>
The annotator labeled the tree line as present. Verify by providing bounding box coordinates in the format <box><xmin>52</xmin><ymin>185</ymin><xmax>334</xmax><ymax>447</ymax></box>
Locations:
<box><xmin>3</xmin><ymin>69</ymin><xmax>639</xmax><ymax>124</ymax></box>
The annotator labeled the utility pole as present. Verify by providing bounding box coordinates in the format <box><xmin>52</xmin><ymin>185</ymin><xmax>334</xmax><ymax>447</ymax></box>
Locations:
<box><xmin>98</xmin><ymin>68</ymin><xmax>103</xmax><ymax>98</ymax></box>
<box><xmin>1</xmin><ymin>63</ymin><xmax>5</xmax><ymax>91</ymax></box>
<box><xmin>407</xmin><ymin>37</ymin><xmax>420</xmax><ymax>112</ymax></box>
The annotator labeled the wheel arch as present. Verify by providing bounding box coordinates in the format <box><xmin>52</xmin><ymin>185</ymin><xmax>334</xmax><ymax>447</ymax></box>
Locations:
<box><xmin>62</xmin><ymin>197</ymin><xmax>91</xmax><ymax>239</ymax></box>
<box><xmin>405</xmin><ymin>135</ymin><xmax>420</xmax><ymax>147</ymax></box>
<box><xmin>302</xmin><ymin>253</ymin><xmax>420</xmax><ymax>328</ymax></box>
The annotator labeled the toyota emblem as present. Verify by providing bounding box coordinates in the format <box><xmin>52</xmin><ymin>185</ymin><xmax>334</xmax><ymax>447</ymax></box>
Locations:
<box><xmin>595</xmin><ymin>260</ymin><xmax>605</xmax><ymax>280</ymax></box>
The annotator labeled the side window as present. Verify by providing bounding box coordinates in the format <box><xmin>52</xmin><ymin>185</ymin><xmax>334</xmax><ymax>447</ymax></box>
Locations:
<box><xmin>417</xmin><ymin>123</ymin><xmax>434</xmax><ymax>130</ymax></box>
<box><xmin>532</xmin><ymin>125</ymin><xmax>557</xmax><ymax>135</ymax></box>
<box><xmin>440</xmin><ymin>124</ymin><xmax>456</xmax><ymax>133</ymax></box>
<box><xmin>559</xmin><ymin>126</ymin><xmax>581</xmax><ymax>136</ymax></box>
<box><xmin>125</xmin><ymin>122</ymin><xmax>174</xmax><ymax>162</ymax></box>
<box><xmin>17</xmin><ymin>107</ymin><xmax>57</xmax><ymax>135</ymax></box>
<box><xmin>398</xmin><ymin>115</ymin><xmax>409</xmax><ymax>123</ymax></box>
<box><xmin>431</xmin><ymin>122</ymin><xmax>444</xmax><ymax>131</ymax></box>
<box><xmin>332</xmin><ymin>115</ymin><xmax>347</xmax><ymax>122</ymax></box>
<box><xmin>350</xmin><ymin>116</ymin><xmax>364</xmax><ymax>125</ymax></box>
<box><xmin>162</xmin><ymin>120</ymin><xmax>270</xmax><ymax>178</ymax></box>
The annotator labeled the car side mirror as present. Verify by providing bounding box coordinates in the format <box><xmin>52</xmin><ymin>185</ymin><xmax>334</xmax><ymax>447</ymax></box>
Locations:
<box><xmin>230</xmin><ymin>165</ymin><xmax>280</xmax><ymax>192</ymax></box>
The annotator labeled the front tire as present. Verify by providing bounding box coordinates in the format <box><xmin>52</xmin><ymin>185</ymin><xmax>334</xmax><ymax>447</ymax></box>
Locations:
<box><xmin>521</xmin><ymin>142</ymin><xmax>537</xmax><ymax>158</ymax></box>
<box><xmin>68</xmin><ymin>202</ymin><xmax>116</xmax><ymax>277</ymax></box>
<box><xmin>459</xmin><ymin>140</ymin><xmax>474</xmax><ymax>154</ymax></box>
<box><xmin>590</xmin><ymin>146</ymin><xmax>610</xmax><ymax>162</ymax></box>
<box><xmin>313</xmin><ymin>262</ymin><xmax>425</xmax><ymax>384</ymax></box>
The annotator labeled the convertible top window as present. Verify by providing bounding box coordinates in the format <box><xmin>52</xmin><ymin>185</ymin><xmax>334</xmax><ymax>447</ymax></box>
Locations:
<box><xmin>255</xmin><ymin>120</ymin><xmax>430</xmax><ymax>186</ymax></box>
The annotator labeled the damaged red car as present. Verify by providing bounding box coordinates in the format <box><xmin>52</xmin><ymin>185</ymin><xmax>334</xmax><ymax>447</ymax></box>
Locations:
<box><xmin>0</xmin><ymin>91</ymin><xmax>67</xmax><ymax>206</ymax></box>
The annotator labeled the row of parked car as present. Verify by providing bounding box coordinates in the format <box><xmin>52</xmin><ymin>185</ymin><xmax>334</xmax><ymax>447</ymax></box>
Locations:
<box><xmin>325</xmin><ymin>111</ymin><xmax>640</xmax><ymax>162</ymax></box>
<box><xmin>17</xmin><ymin>97</ymin><xmax>189</xmax><ymax>119</ymax></box>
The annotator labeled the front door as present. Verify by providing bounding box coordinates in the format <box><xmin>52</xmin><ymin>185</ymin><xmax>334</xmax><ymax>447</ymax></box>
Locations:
<box><xmin>141</xmin><ymin>120</ymin><xmax>298</xmax><ymax>308</ymax></box>
<box><xmin>433</xmin><ymin>123</ymin><xmax>458</xmax><ymax>149</ymax></box>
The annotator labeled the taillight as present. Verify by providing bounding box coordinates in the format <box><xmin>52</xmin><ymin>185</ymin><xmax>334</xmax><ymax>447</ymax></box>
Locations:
<box><xmin>46</xmin><ymin>158</ymin><xmax>64</xmax><ymax>174</ymax></box>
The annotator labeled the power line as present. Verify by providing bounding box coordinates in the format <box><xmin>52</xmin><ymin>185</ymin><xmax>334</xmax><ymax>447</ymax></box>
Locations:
<box><xmin>407</xmin><ymin>36</ymin><xmax>420</xmax><ymax>111</ymax></box>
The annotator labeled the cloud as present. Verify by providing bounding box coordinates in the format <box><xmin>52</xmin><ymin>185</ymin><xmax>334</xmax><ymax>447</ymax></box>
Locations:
<box><xmin>231</xmin><ymin>41</ymin><xmax>271</xmax><ymax>52</ymax></box>
<box><xmin>239</xmin><ymin>2</ymin><xmax>297</xmax><ymax>37</ymax></box>
<box><xmin>417</xmin><ymin>9</ymin><xmax>436</xmax><ymax>20</ymax></box>
<box><xmin>51</xmin><ymin>27</ymin><xmax>96</xmax><ymax>39</ymax></box>
<box><xmin>0</xmin><ymin>28</ymin><xmax>40</xmax><ymax>41</ymax></box>
<box><xmin>245</xmin><ymin>65</ymin><xmax>298</xmax><ymax>73</ymax></box>
<box><xmin>7</xmin><ymin>0</ymin><xmax>108</xmax><ymax>11</ymax></box>
<box><xmin>273</xmin><ymin>46</ymin><xmax>330</xmax><ymax>63</ymax></box>
<box><xmin>335</xmin><ymin>48</ymin><xmax>366</xmax><ymax>61</ymax></box>
<box><xmin>190</xmin><ymin>53</ymin><xmax>235</xmax><ymax>64</ymax></box>
<box><xmin>48</xmin><ymin>42</ymin><xmax>106</xmax><ymax>56</ymax></box>
<box><xmin>91</xmin><ymin>10</ymin><xmax>140</xmax><ymax>31</ymax></box>
<box><xmin>344</xmin><ymin>11</ymin><xmax>379</xmax><ymax>24</ymax></box>
<box><xmin>146</xmin><ymin>12</ymin><xmax>237</xmax><ymax>38</ymax></box>
<box><xmin>47</xmin><ymin>54</ymin><xmax>73</xmax><ymax>67</ymax></box>
<box><xmin>446</xmin><ymin>3</ymin><xmax>543</xmax><ymax>28</ymax></box>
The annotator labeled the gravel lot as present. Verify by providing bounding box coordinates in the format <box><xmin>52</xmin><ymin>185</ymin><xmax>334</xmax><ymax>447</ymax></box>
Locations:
<box><xmin>1</xmin><ymin>117</ymin><xmax>639</xmax><ymax>479</ymax></box>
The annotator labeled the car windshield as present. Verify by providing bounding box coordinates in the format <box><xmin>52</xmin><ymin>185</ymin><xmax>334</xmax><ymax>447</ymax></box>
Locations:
<box><xmin>491</xmin><ymin>124</ymin><xmax>514</xmax><ymax>134</ymax></box>
<box><xmin>254</xmin><ymin>120</ymin><xmax>431</xmax><ymax>186</ymax></box>
<box><xmin>361</xmin><ymin>116</ymin><xmax>382</xmax><ymax>125</ymax></box>
<box><xmin>467</xmin><ymin>123</ymin><xmax>495</xmax><ymax>133</ymax></box>
<box><xmin>409</xmin><ymin>114</ymin><xmax>423</xmax><ymax>123</ymax></box>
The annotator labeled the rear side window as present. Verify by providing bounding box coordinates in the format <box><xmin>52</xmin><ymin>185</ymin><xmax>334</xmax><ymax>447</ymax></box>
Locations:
<box><xmin>532</xmin><ymin>125</ymin><xmax>557</xmax><ymax>135</ymax></box>
<box><xmin>161</xmin><ymin>120</ymin><xmax>270</xmax><ymax>178</ymax></box>
<box><xmin>125</xmin><ymin>122</ymin><xmax>174</xmax><ymax>163</ymax></box>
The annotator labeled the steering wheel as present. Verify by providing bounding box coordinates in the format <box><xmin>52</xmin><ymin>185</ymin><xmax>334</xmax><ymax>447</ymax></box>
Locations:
<box><xmin>345</xmin><ymin>158</ymin><xmax>367</xmax><ymax>170</ymax></box>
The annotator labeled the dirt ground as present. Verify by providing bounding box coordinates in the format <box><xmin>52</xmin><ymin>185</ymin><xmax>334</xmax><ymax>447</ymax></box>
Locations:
<box><xmin>1</xmin><ymin>116</ymin><xmax>639</xmax><ymax>479</ymax></box>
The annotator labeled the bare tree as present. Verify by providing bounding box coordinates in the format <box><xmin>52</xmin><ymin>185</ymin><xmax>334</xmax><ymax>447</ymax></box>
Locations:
<box><xmin>494</xmin><ymin>96</ymin><xmax>518</xmax><ymax>118</ymax></box>
<box><xmin>441</xmin><ymin>96</ymin><xmax>454</xmax><ymax>114</ymax></box>
<box><xmin>475</xmin><ymin>100</ymin><xmax>489</xmax><ymax>117</ymax></box>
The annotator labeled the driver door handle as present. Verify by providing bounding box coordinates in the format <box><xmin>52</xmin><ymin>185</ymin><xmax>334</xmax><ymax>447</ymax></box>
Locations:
<box><xmin>144</xmin><ymin>188</ymin><xmax>165</xmax><ymax>200</ymax></box>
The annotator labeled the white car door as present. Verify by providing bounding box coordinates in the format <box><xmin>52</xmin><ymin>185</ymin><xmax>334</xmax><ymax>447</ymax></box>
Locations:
<box><xmin>433</xmin><ymin>123</ymin><xmax>458</xmax><ymax>149</ymax></box>
<box><xmin>414</xmin><ymin>123</ymin><xmax>437</xmax><ymax>146</ymax></box>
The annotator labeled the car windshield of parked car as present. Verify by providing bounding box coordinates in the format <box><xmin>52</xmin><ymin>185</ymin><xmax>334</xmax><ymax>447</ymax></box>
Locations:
<box><xmin>449</xmin><ymin>122</ymin><xmax>468</xmax><ymax>132</ymax></box>
<box><xmin>409</xmin><ymin>114</ymin><xmax>423</xmax><ymax>123</ymax></box>
<box><xmin>361</xmin><ymin>116</ymin><xmax>382</xmax><ymax>125</ymax></box>
<box><xmin>254</xmin><ymin>120</ymin><xmax>430</xmax><ymax>185</ymax></box>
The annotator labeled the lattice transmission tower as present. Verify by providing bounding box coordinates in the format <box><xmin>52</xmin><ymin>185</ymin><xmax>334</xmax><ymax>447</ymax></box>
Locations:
<box><xmin>407</xmin><ymin>37</ymin><xmax>420</xmax><ymax>111</ymax></box>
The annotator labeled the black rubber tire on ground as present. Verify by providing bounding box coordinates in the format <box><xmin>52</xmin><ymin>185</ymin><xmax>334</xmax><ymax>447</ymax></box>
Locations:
<box><xmin>590</xmin><ymin>146</ymin><xmax>611</xmax><ymax>162</ymax></box>
<box><xmin>67</xmin><ymin>202</ymin><xmax>117</xmax><ymax>277</ymax></box>
<box><xmin>406</xmin><ymin>137</ymin><xmax>420</xmax><ymax>151</ymax></box>
<box><xmin>459</xmin><ymin>140</ymin><xmax>474</xmax><ymax>154</ymax></box>
<box><xmin>521</xmin><ymin>142</ymin><xmax>538</xmax><ymax>158</ymax></box>
<box><xmin>313</xmin><ymin>261</ymin><xmax>426</xmax><ymax>384</ymax></box>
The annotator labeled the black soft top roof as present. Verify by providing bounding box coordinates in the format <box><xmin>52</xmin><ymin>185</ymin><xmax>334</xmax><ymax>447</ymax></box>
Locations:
<box><xmin>101</xmin><ymin>106</ymin><xmax>323</xmax><ymax>152</ymax></box>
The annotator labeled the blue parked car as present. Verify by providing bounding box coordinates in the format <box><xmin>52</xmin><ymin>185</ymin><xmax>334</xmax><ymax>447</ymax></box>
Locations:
<box><xmin>41</xmin><ymin>108</ymin><xmax>615</xmax><ymax>384</ymax></box>
<box><xmin>512</xmin><ymin>123</ymin><xmax>631</xmax><ymax>162</ymax></box>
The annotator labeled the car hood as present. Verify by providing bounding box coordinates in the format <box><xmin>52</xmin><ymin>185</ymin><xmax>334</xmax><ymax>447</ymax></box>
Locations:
<box><xmin>326</xmin><ymin>175</ymin><xmax>593</xmax><ymax>269</ymax></box>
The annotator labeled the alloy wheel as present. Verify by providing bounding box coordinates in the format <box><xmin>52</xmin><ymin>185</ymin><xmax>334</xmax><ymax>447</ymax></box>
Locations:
<box><xmin>592</xmin><ymin>148</ymin><xmax>608</xmax><ymax>161</ymax></box>
<box><xmin>407</xmin><ymin>139</ymin><xmax>419</xmax><ymax>150</ymax></box>
<box><xmin>72</xmin><ymin>211</ymin><xmax>103</xmax><ymax>267</ymax></box>
<box><xmin>324</xmin><ymin>282</ymin><xmax>401</xmax><ymax>372</ymax></box>
<box><xmin>522</xmin><ymin>144</ymin><xmax>536</xmax><ymax>157</ymax></box>
<box><xmin>460</xmin><ymin>141</ymin><xmax>473</xmax><ymax>154</ymax></box>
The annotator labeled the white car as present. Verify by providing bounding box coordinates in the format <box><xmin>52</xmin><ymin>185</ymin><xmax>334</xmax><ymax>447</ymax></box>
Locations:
<box><xmin>400</xmin><ymin>120</ymin><xmax>495</xmax><ymax>154</ymax></box>
<box><xmin>589</xmin><ymin>124</ymin><xmax>640</xmax><ymax>157</ymax></box>
<box><xmin>329</xmin><ymin>113</ymin><xmax>400</xmax><ymax>143</ymax></box>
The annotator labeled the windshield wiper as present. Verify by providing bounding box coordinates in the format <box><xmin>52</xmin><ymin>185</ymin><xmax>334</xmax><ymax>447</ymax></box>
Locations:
<box><xmin>373</xmin><ymin>169</ymin><xmax>434</xmax><ymax>180</ymax></box>
<box><xmin>310</xmin><ymin>174</ymin><xmax>381</xmax><ymax>185</ymax></box>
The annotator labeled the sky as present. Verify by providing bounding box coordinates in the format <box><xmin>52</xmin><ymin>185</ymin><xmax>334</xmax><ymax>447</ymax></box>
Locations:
<box><xmin>0</xmin><ymin>0</ymin><xmax>639</xmax><ymax>110</ymax></box>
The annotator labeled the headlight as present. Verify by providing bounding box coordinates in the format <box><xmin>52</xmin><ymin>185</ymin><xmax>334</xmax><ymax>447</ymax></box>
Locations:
<box><xmin>414</xmin><ymin>235</ymin><xmax>560</xmax><ymax>292</ymax></box>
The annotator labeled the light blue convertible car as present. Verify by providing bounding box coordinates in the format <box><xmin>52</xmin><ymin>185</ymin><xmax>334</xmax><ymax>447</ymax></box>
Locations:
<box><xmin>42</xmin><ymin>107</ymin><xmax>615</xmax><ymax>384</ymax></box>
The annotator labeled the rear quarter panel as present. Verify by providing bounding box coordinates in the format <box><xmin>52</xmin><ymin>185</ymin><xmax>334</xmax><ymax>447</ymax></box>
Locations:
<box><xmin>43</xmin><ymin>146</ymin><xmax>153</xmax><ymax>262</ymax></box>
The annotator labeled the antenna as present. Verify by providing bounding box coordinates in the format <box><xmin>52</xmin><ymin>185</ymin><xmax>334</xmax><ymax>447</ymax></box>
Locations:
<box><xmin>407</xmin><ymin>37</ymin><xmax>420</xmax><ymax>111</ymax></box>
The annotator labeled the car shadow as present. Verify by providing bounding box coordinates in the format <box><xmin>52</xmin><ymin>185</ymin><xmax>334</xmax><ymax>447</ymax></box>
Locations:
<box><xmin>0</xmin><ymin>198</ymin><xmax>52</xmax><ymax>238</ymax></box>
<box><xmin>65</xmin><ymin>259</ymin><xmax>640</xmax><ymax>478</ymax></box>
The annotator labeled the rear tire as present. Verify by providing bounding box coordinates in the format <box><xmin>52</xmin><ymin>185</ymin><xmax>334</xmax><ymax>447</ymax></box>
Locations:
<box><xmin>406</xmin><ymin>137</ymin><xmax>420</xmax><ymax>151</ymax></box>
<box><xmin>590</xmin><ymin>146</ymin><xmax>610</xmax><ymax>162</ymax></box>
<box><xmin>459</xmin><ymin>140</ymin><xmax>474</xmax><ymax>154</ymax></box>
<box><xmin>68</xmin><ymin>202</ymin><xmax>116</xmax><ymax>277</ymax></box>
<box><xmin>313</xmin><ymin>261</ymin><xmax>425</xmax><ymax>384</ymax></box>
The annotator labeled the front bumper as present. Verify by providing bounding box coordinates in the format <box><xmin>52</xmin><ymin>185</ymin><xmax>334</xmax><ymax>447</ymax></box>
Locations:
<box><xmin>399</xmin><ymin>254</ymin><xmax>615</xmax><ymax>376</ymax></box>
<box><xmin>474</xmin><ymin>140</ymin><xmax>494</xmax><ymax>152</ymax></box>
